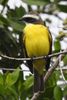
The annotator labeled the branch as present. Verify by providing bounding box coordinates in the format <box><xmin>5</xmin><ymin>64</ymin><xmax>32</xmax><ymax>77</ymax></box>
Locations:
<box><xmin>44</xmin><ymin>49</ymin><xmax>67</xmax><ymax>83</ymax></box>
<box><xmin>0</xmin><ymin>66</ymin><xmax>67</xmax><ymax>72</ymax></box>
<box><xmin>56</xmin><ymin>66</ymin><xmax>67</xmax><ymax>70</ymax></box>
<box><xmin>0</xmin><ymin>50</ymin><xmax>67</xmax><ymax>61</ymax></box>
<box><xmin>31</xmin><ymin>91</ymin><xmax>43</xmax><ymax>100</ymax></box>
<box><xmin>59</xmin><ymin>55</ymin><xmax>67</xmax><ymax>83</ymax></box>
<box><xmin>31</xmin><ymin>49</ymin><xmax>67</xmax><ymax>100</ymax></box>
<box><xmin>44</xmin><ymin>56</ymin><xmax>61</xmax><ymax>82</ymax></box>
<box><xmin>0</xmin><ymin>68</ymin><xmax>29</xmax><ymax>72</ymax></box>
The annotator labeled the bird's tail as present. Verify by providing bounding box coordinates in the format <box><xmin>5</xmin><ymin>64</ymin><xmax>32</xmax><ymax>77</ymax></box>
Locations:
<box><xmin>34</xmin><ymin>68</ymin><xmax>44</xmax><ymax>93</ymax></box>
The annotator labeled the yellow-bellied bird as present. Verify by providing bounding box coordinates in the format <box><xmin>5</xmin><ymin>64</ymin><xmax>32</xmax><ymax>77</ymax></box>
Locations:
<box><xmin>20</xmin><ymin>13</ymin><xmax>52</xmax><ymax>92</ymax></box>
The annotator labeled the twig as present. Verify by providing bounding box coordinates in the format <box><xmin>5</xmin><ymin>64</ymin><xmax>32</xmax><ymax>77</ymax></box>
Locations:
<box><xmin>0</xmin><ymin>68</ymin><xmax>29</xmax><ymax>72</ymax></box>
<box><xmin>0</xmin><ymin>66</ymin><xmax>67</xmax><ymax>72</ymax></box>
<box><xmin>31</xmin><ymin>91</ymin><xmax>43</xmax><ymax>100</ymax></box>
<box><xmin>56</xmin><ymin>66</ymin><xmax>67</xmax><ymax>70</ymax></box>
<box><xmin>59</xmin><ymin>55</ymin><xmax>67</xmax><ymax>83</ymax></box>
<box><xmin>0</xmin><ymin>50</ymin><xmax>67</xmax><ymax>61</ymax></box>
<box><xmin>44</xmin><ymin>55</ymin><xmax>64</xmax><ymax>83</ymax></box>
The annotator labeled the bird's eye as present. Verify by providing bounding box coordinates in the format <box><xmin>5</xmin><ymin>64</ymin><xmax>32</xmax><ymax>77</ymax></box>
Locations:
<box><xmin>23</xmin><ymin>17</ymin><xmax>37</xmax><ymax>23</ymax></box>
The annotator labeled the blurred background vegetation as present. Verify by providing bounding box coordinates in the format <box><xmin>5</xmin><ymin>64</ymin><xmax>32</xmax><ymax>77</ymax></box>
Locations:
<box><xmin>0</xmin><ymin>0</ymin><xmax>67</xmax><ymax>100</ymax></box>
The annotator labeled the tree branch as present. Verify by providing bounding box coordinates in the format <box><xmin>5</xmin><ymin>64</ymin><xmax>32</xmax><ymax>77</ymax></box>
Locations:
<box><xmin>44</xmin><ymin>55</ymin><xmax>61</xmax><ymax>83</ymax></box>
<box><xmin>0</xmin><ymin>68</ymin><xmax>29</xmax><ymax>72</ymax></box>
<box><xmin>0</xmin><ymin>50</ymin><xmax>67</xmax><ymax>61</ymax></box>
<box><xmin>31</xmin><ymin>91</ymin><xmax>43</xmax><ymax>100</ymax></box>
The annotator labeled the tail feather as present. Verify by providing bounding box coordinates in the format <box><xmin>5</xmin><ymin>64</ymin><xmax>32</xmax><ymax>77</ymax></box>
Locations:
<box><xmin>34</xmin><ymin>68</ymin><xmax>44</xmax><ymax>93</ymax></box>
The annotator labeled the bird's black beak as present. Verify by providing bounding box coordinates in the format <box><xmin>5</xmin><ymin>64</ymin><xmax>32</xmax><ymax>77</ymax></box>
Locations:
<box><xmin>18</xmin><ymin>17</ymin><xmax>24</xmax><ymax>22</ymax></box>
<box><xmin>18</xmin><ymin>17</ymin><xmax>26</xmax><ymax>25</ymax></box>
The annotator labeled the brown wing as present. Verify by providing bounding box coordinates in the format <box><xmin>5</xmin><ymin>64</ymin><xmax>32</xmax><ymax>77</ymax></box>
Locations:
<box><xmin>20</xmin><ymin>31</ymin><xmax>33</xmax><ymax>73</ymax></box>
<box><xmin>45</xmin><ymin>29</ymin><xmax>52</xmax><ymax>70</ymax></box>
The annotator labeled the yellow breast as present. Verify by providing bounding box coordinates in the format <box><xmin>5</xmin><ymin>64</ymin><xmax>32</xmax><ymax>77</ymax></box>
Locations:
<box><xmin>23</xmin><ymin>24</ymin><xmax>50</xmax><ymax>57</ymax></box>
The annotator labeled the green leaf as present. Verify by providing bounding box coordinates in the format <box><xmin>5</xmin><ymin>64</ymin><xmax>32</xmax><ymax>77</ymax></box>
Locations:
<box><xmin>63</xmin><ymin>55</ymin><xmax>67</xmax><ymax>66</ymax></box>
<box><xmin>63</xmin><ymin>18</ymin><xmax>67</xmax><ymax>25</ymax></box>
<box><xmin>45</xmin><ymin>71</ymin><xmax>60</xmax><ymax>88</ymax></box>
<box><xmin>54</xmin><ymin>86</ymin><xmax>63</xmax><ymax>100</ymax></box>
<box><xmin>19</xmin><ymin>76</ymin><xmax>33</xmax><ymax>100</ymax></box>
<box><xmin>54</xmin><ymin>39</ymin><xmax>61</xmax><ymax>52</ymax></box>
<box><xmin>6</xmin><ymin>68</ymin><xmax>20</xmax><ymax>86</ymax></box>
<box><xmin>2</xmin><ymin>0</ymin><xmax>8</xmax><ymax>6</ymax></box>
<box><xmin>0</xmin><ymin>14</ymin><xmax>9</xmax><ymax>27</ymax></box>
<box><xmin>22</xmin><ymin>0</ymin><xmax>50</xmax><ymax>6</ymax></box>
<box><xmin>0</xmin><ymin>0</ymin><xmax>4</xmax><ymax>4</ymax></box>
<box><xmin>0</xmin><ymin>84</ymin><xmax>5</xmax><ymax>95</ymax></box>
<box><xmin>8</xmin><ymin>19</ymin><xmax>24</xmax><ymax>32</ymax></box>
<box><xmin>0</xmin><ymin>0</ymin><xmax>8</xmax><ymax>5</ymax></box>
<box><xmin>63</xmin><ymin>86</ymin><xmax>67</xmax><ymax>97</ymax></box>
<box><xmin>0</xmin><ymin>28</ymin><xmax>19</xmax><ymax>57</ymax></box>
<box><xmin>45</xmin><ymin>86</ymin><xmax>55</xmax><ymax>99</ymax></box>
<box><xmin>58</xmin><ymin>4</ymin><xmax>67</xmax><ymax>13</ymax></box>
<box><xmin>7</xmin><ymin>6</ymin><xmax>25</xmax><ymax>20</ymax></box>
<box><xmin>24</xmin><ymin>75</ymin><xmax>33</xmax><ymax>90</ymax></box>
<box><xmin>63</xmin><ymin>70</ymin><xmax>67</xmax><ymax>80</ymax></box>
<box><xmin>6</xmin><ymin>86</ymin><xmax>18</xmax><ymax>99</ymax></box>
<box><xmin>0</xmin><ymin>73</ymin><xmax>3</xmax><ymax>85</ymax></box>
<box><xmin>6</xmin><ymin>7</ymin><xmax>25</xmax><ymax>31</ymax></box>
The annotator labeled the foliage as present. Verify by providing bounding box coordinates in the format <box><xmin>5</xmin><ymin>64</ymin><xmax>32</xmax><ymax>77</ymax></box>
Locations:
<box><xmin>0</xmin><ymin>0</ymin><xmax>67</xmax><ymax>99</ymax></box>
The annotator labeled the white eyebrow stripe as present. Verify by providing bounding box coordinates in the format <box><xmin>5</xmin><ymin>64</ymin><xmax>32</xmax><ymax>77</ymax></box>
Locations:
<box><xmin>23</xmin><ymin>14</ymin><xmax>39</xmax><ymax>20</ymax></box>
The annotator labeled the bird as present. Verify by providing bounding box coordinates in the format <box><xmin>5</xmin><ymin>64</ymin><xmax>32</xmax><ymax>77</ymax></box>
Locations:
<box><xmin>20</xmin><ymin>12</ymin><xmax>52</xmax><ymax>93</ymax></box>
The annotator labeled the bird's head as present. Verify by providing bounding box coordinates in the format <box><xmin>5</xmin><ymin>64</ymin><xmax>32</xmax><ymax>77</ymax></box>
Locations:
<box><xmin>19</xmin><ymin>12</ymin><xmax>44</xmax><ymax>25</ymax></box>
